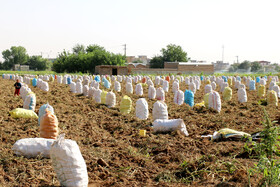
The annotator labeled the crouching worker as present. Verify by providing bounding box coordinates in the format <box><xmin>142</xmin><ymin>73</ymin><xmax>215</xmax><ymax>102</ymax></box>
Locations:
<box><xmin>14</xmin><ymin>79</ymin><xmax>22</xmax><ymax>96</ymax></box>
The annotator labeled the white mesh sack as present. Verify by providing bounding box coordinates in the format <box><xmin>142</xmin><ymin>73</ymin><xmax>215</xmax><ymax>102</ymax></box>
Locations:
<box><xmin>172</xmin><ymin>81</ymin><xmax>179</xmax><ymax>93</ymax></box>
<box><xmin>76</xmin><ymin>82</ymin><xmax>83</xmax><ymax>94</ymax></box>
<box><xmin>272</xmin><ymin>85</ymin><xmax>280</xmax><ymax>98</ymax></box>
<box><xmin>269</xmin><ymin>81</ymin><xmax>276</xmax><ymax>91</ymax></box>
<box><xmin>235</xmin><ymin>80</ymin><xmax>241</xmax><ymax>89</ymax></box>
<box><xmin>126</xmin><ymin>82</ymin><xmax>133</xmax><ymax>94</ymax></box>
<box><xmin>57</xmin><ymin>76</ymin><xmax>62</xmax><ymax>84</ymax></box>
<box><xmin>155</xmin><ymin>76</ymin><xmax>160</xmax><ymax>85</ymax></box>
<box><xmin>70</xmin><ymin>82</ymin><xmax>76</xmax><ymax>93</ymax></box>
<box><xmin>211</xmin><ymin>82</ymin><xmax>216</xmax><ymax>90</ymax></box>
<box><xmin>260</xmin><ymin>79</ymin><xmax>266</xmax><ymax>86</ymax></box>
<box><xmin>63</xmin><ymin>76</ymin><xmax>68</xmax><ymax>84</ymax></box>
<box><xmin>134</xmin><ymin>76</ymin><xmax>138</xmax><ymax>83</ymax></box>
<box><xmin>135</xmin><ymin>98</ymin><xmax>149</xmax><ymax>120</ymax></box>
<box><xmin>156</xmin><ymin>87</ymin><xmax>165</xmax><ymax>101</ymax></box>
<box><xmin>239</xmin><ymin>84</ymin><xmax>246</xmax><ymax>90</ymax></box>
<box><xmin>135</xmin><ymin>83</ymin><xmax>143</xmax><ymax>96</ymax></box>
<box><xmin>126</xmin><ymin>77</ymin><xmax>132</xmax><ymax>84</ymax></box>
<box><xmin>83</xmin><ymin>85</ymin><xmax>89</xmax><ymax>96</ymax></box>
<box><xmin>174</xmin><ymin>90</ymin><xmax>184</xmax><ymax>105</ymax></box>
<box><xmin>147</xmin><ymin>79</ymin><xmax>154</xmax><ymax>87</ymax></box>
<box><xmin>114</xmin><ymin>81</ymin><xmax>121</xmax><ymax>92</ymax></box>
<box><xmin>94</xmin><ymin>89</ymin><xmax>102</xmax><ymax>103</ymax></box>
<box><xmin>162</xmin><ymin>80</ymin><xmax>169</xmax><ymax>92</ymax></box>
<box><xmin>220</xmin><ymin>82</ymin><xmax>229</xmax><ymax>93</ymax></box>
<box><xmin>185</xmin><ymin>77</ymin><xmax>189</xmax><ymax>85</ymax></box>
<box><xmin>189</xmin><ymin>82</ymin><xmax>196</xmax><ymax>94</ymax></box>
<box><xmin>152</xmin><ymin>119</ymin><xmax>189</xmax><ymax>136</ymax></box>
<box><xmin>208</xmin><ymin>91</ymin><xmax>221</xmax><ymax>113</ymax></box>
<box><xmin>238</xmin><ymin>88</ymin><xmax>247</xmax><ymax>103</ymax></box>
<box><xmin>12</xmin><ymin>138</ymin><xmax>55</xmax><ymax>158</ymax></box>
<box><xmin>23</xmin><ymin>93</ymin><xmax>36</xmax><ymax>111</ymax></box>
<box><xmin>195</xmin><ymin>79</ymin><xmax>200</xmax><ymax>90</ymax></box>
<box><xmin>88</xmin><ymin>87</ymin><xmax>96</xmax><ymax>98</ymax></box>
<box><xmin>117</xmin><ymin>75</ymin><xmax>122</xmax><ymax>82</ymax></box>
<box><xmin>148</xmin><ymin>86</ymin><xmax>156</xmax><ymax>99</ymax></box>
<box><xmin>50</xmin><ymin>134</ymin><xmax>88</xmax><ymax>187</ymax></box>
<box><xmin>152</xmin><ymin>101</ymin><xmax>168</xmax><ymax>120</ymax></box>
<box><xmin>204</xmin><ymin>84</ymin><xmax>212</xmax><ymax>94</ymax></box>
<box><xmin>41</xmin><ymin>81</ymin><xmax>49</xmax><ymax>92</ymax></box>
<box><xmin>93</xmin><ymin>81</ymin><xmax>99</xmax><ymax>90</ymax></box>
<box><xmin>105</xmin><ymin>91</ymin><xmax>116</xmax><ymax>108</ymax></box>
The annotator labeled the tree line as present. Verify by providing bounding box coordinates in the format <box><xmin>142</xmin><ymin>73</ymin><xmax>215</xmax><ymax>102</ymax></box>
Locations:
<box><xmin>229</xmin><ymin>60</ymin><xmax>280</xmax><ymax>72</ymax></box>
<box><xmin>0</xmin><ymin>46</ymin><xmax>52</xmax><ymax>70</ymax></box>
<box><xmin>52</xmin><ymin>44</ymin><xmax>126</xmax><ymax>73</ymax></box>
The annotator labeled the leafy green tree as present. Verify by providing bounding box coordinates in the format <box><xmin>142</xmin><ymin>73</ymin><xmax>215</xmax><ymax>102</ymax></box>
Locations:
<box><xmin>251</xmin><ymin>61</ymin><xmax>262</xmax><ymax>72</ymax></box>
<box><xmin>72</xmin><ymin>44</ymin><xmax>85</xmax><ymax>54</ymax></box>
<box><xmin>238</xmin><ymin>60</ymin><xmax>251</xmax><ymax>70</ymax></box>
<box><xmin>150</xmin><ymin>56</ymin><xmax>164</xmax><ymax>68</ymax></box>
<box><xmin>161</xmin><ymin>44</ymin><xmax>188</xmax><ymax>62</ymax></box>
<box><xmin>27</xmin><ymin>56</ymin><xmax>48</xmax><ymax>70</ymax></box>
<box><xmin>229</xmin><ymin>63</ymin><xmax>240</xmax><ymax>72</ymax></box>
<box><xmin>132</xmin><ymin>59</ymin><xmax>143</xmax><ymax>63</ymax></box>
<box><xmin>52</xmin><ymin>45</ymin><xmax>125</xmax><ymax>73</ymax></box>
<box><xmin>86</xmin><ymin>44</ymin><xmax>106</xmax><ymax>53</ymax></box>
<box><xmin>2</xmin><ymin>46</ymin><xmax>29</xmax><ymax>70</ymax></box>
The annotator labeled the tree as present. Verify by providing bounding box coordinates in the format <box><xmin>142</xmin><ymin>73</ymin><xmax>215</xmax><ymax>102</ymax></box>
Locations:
<box><xmin>238</xmin><ymin>60</ymin><xmax>251</xmax><ymax>70</ymax></box>
<box><xmin>229</xmin><ymin>63</ymin><xmax>240</xmax><ymax>72</ymax></box>
<box><xmin>52</xmin><ymin>44</ymin><xmax>125</xmax><ymax>73</ymax></box>
<box><xmin>161</xmin><ymin>44</ymin><xmax>188</xmax><ymax>62</ymax></box>
<box><xmin>251</xmin><ymin>61</ymin><xmax>262</xmax><ymax>72</ymax></box>
<box><xmin>149</xmin><ymin>56</ymin><xmax>164</xmax><ymax>68</ymax></box>
<box><xmin>132</xmin><ymin>59</ymin><xmax>143</xmax><ymax>63</ymax></box>
<box><xmin>86</xmin><ymin>44</ymin><xmax>106</xmax><ymax>53</ymax></box>
<box><xmin>72</xmin><ymin>44</ymin><xmax>85</xmax><ymax>54</ymax></box>
<box><xmin>2</xmin><ymin>46</ymin><xmax>29</xmax><ymax>70</ymax></box>
<box><xmin>27</xmin><ymin>56</ymin><xmax>48</xmax><ymax>70</ymax></box>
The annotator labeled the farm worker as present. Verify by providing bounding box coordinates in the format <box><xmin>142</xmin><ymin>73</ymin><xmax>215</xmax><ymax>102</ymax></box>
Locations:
<box><xmin>14</xmin><ymin>79</ymin><xmax>22</xmax><ymax>96</ymax></box>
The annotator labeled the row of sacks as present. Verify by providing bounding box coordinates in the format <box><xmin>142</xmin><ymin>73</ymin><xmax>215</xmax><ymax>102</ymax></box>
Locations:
<box><xmin>10</xmin><ymin>103</ymin><xmax>86</xmax><ymax>186</ymax></box>
<box><xmin>12</xmin><ymin>134</ymin><xmax>88</xmax><ymax>186</ymax></box>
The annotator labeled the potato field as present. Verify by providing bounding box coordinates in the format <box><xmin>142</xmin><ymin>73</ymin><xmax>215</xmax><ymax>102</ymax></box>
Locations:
<box><xmin>1</xmin><ymin>74</ymin><xmax>279</xmax><ymax>186</ymax></box>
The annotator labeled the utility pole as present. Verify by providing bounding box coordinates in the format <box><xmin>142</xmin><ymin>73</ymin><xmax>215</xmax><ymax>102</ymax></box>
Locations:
<box><xmin>222</xmin><ymin>45</ymin><xmax>224</xmax><ymax>63</ymax></box>
<box><xmin>123</xmin><ymin>44</ymin><xmax>126</xmax><ymax>56</ymax></box>
<box><xmin>236</xmin><ymin>56</ymin><xmax>239</xmax><ymax>63</ymax></box>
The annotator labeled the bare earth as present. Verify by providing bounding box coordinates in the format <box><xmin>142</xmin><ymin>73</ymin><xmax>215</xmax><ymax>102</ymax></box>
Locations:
<box><xmin>1</xmin><ymin>77</ymin><xmax>276</xmax><ymax>186</ymax></box>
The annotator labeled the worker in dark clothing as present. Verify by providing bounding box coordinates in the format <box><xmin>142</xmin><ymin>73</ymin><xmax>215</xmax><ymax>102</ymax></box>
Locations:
<box><xmin>14</xmin><ymin>79</ymin><xmax>22</xmax><ymax>96</ymax></box>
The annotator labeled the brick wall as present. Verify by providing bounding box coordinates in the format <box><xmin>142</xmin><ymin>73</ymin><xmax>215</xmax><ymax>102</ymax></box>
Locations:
<box><xmin>178</xmin><ymin>65</ymin><xmax>214</xmax><ymax>73</ymax></box>
<box><xmin>164</xmin><ymin>62</ymin><xmax>179</xmax><ymax>69</ymax></box>
<box><xmin>117</xmin><ymin>68</ymin><xmax>128</xmax><ymax>75</ymax></box>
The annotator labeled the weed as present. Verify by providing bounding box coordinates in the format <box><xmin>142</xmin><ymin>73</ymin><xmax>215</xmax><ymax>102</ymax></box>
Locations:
<box><xmin>247</xmin><ymin>108</ymin><xmax>280</xmax><ymax>186</ymax></box>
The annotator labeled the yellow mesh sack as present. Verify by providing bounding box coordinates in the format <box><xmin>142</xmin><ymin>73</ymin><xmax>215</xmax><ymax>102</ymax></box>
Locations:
<box><xmin>9</xmin><ymin>108</ymin><xmax>38</xmax><ymax>119</ymax></box>
<box><xmin>228</xmin><ymin>78</ymin><xmax>232</xmax><ymax>86</ymax></box>
<box><xmin>223</xmin><ymin>87</ymin><xmax>232</xmax><ymax>101</ymax></box>
<box><xmin>257</xmin><ymin>85</ymin><xmax>265</xmax><ymax>97</ymax></box>
<box><xmin>204</xmin><ymin>93</ymin><xmax>210</xmax><ymax>108</ymax></box>
<box><xmin>120</xmin><ymin>95</ymin><xmax>132</xmax><ymax>114</ymax></box>
<box><xmin>267</xmin><ymin>90</ymin><xmax>278</xmax><ymax>106</ymax></box>
<box><xmin>101</xmin><ymin>90</ymin><xmax>108</xmax><ymax>104</ymax></box>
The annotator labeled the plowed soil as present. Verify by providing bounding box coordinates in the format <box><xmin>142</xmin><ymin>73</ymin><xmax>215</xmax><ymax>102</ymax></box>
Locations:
<box><xmin>1</xmin><ymin>77</ymin><xmax>278</xmax><ymax>186</ymax></box>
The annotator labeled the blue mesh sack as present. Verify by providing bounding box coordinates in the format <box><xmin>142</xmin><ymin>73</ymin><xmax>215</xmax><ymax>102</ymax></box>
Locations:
<box><xmin>184</xmin><ymin>90</ymin><xmax>194</xmax><ymax>107</ymax></box>
<box><xmin>32</xmin><ymin>78</ymin><xmax>37</xmax><ymax>87</ymax></box>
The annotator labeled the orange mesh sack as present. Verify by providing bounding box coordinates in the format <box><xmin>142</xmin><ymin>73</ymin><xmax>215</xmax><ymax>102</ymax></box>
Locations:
<box><xmin>40</xmin><ymin>110</ymin><xmax>59</xmax><ymax>139</ymax></box>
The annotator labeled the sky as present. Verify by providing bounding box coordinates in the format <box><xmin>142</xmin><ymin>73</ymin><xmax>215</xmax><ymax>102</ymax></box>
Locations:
<box><xmin>0</xmin><ymin>0</ymin><xmax>280</xmax><ymax>64</ymax></box>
